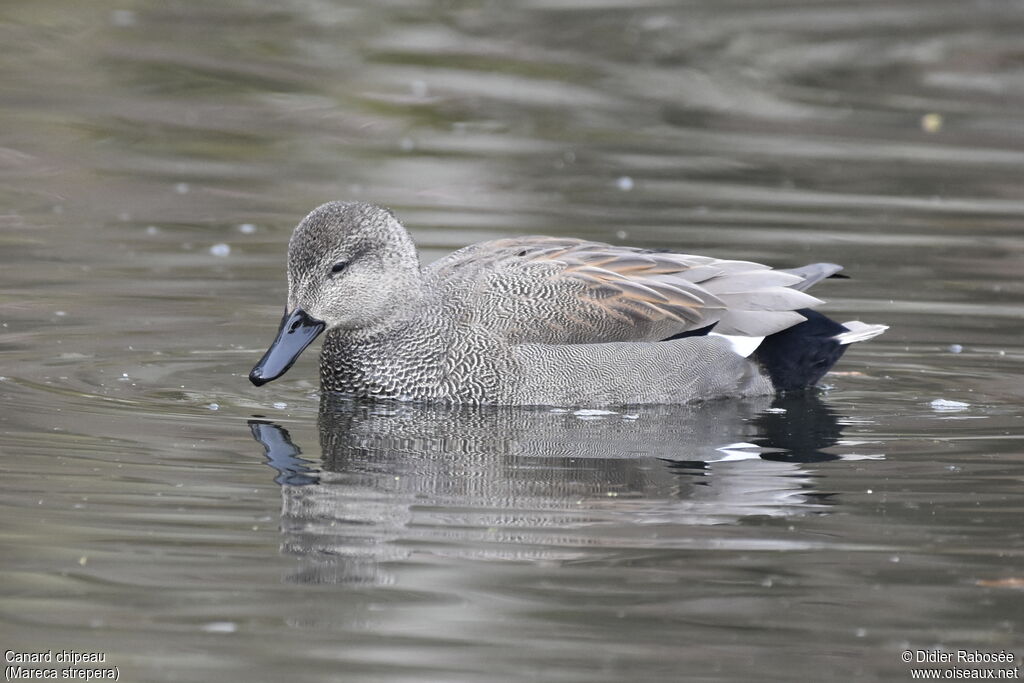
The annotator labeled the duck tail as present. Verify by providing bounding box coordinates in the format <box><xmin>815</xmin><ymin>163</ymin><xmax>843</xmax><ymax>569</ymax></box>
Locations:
<box><xmin>832</xmin><ymin>320</ymin><xmax>889</xmax><ymax>345</ymax></box>
<box><xmin>778</xmin><ymin>262</ymin><xmax>847</xmax><ymax>291</ymax></box>
<box><xmin>752</xmin><ymin>309</ymin><xmax>887</xmax><ymax>392</ymax></box>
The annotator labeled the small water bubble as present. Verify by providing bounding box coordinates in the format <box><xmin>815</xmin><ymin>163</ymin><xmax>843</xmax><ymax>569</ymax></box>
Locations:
<box><xmin>921</xmin><ymin>112</ymin><xmax>943</xmax><ymax>133</ymax></box>
<box><xmin>273</xmin><ymin>402</ymin><xmax>287</xmax><ymax>410</ymax></box>
<box><xmin>930</xmin><ymin>398</ymin><xmax>969</xmax><ymax>412</ymax></box>
<box><xmin>855</xmin><ymin>628</ymin><xmax>867</xmax><ymax>638</ymax></box>
<box><xmin>238</xmin><ymin>223</ymin><xmax>256</xmax><ymax>234</ymax></box>
<box><xmin>200</xmin><ymin>621</ymin><xmax>237</xmax><ymax>634</ymax></box>
<box><xmin>207</xmin><ymin>403</ymin><xmax>220</xmax><ymax>411</ymax></box>
<box><xmin>410</xmin><ymin>79</ymin><xmax>428</xmax><ymax>98</ymax></box>
<box><xmin>615</xmin><ymin>230</ymin><xmax>628</xmax><ymax>240</ymax></box>
<box><xmin>55</xmin><ymin>311</ymin><xmax>67</xmax><ymax>317</ymax></box>
<box><xmin>210</xmin><ymin>243</ymin><xmax>231</xmax><ymax>257</ymax></box>
<box><xmin>615</xmin><ymin>176</ymin><xmax>634</xmax><ymax>191</ymax></box>
<box><xmin>947</xmin><ymin>344</ymin><xmax>963</xmax><ymax>354</ymax></box>
<box><xmin>174</xmin><ymin>182</ymin><xmax>190</xmax><ymax>194</ymax></box>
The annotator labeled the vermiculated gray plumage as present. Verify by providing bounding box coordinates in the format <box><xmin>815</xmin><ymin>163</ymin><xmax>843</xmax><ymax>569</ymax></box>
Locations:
<box><xmin>249</xmin><ymin>201</ymin><xmax>886</xmax><ymax>406</ymax></box>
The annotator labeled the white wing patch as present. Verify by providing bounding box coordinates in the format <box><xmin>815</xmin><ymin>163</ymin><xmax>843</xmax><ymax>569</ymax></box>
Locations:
<box><xmin>710</xmin><ymin>332</ymin><xmax>765</xmax><ymax>358</ymax></box>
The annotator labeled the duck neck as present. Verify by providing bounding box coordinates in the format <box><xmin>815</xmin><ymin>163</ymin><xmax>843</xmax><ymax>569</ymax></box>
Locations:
<box><xmin>337</xmin><ymin>313</ymin><xmax>413</xmax><ymax>346</ymax></box>
<box><xmin>318</xmin><ymin>312</ymin><xmax>428</xmax><ymax>398</ymax></box>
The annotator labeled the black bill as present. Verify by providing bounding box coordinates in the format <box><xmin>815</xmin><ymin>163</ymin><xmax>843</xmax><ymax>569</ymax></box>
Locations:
<box><xmin>249</xmin><ymin>308</ymin><xmax>325</xmax><ymax>386</ymax></box>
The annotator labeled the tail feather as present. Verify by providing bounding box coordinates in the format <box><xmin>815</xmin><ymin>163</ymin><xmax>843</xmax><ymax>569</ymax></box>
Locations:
<box><xmin>834</xmin><ymin>321</ymin><xmax>889</xmax><ymax>345</ymax></box>
<box><xmin>752</xmin><ymin>309</ymin><xmax>887</xmax><ymax>392</ymax></box>
<box><xmin>779</xmin><ymin>263</ymin><xmax>845</xmax><ymax>292</ymax></box>
<box><xmin>659</xmin><ymin>261</ymin><xmax>887</xmax><ymax>392</ymax></box>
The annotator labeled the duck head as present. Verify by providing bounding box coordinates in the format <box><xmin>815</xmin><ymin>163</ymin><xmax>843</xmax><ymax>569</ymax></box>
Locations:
<box><xmin>249</xmin><ymin>201</ymin><xmax>421</xmax><ymax>386</ymax></box>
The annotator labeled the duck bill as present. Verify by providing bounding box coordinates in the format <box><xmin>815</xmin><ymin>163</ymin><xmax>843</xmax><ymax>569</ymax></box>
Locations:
<box><xmin>249</xmin><ymin>308</ymin><xmax>325</xmax><ymax>386</ymax></box>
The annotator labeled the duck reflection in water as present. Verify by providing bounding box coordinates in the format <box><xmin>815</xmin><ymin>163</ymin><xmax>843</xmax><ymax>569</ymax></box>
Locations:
<box><xmin>248</xmin><ymin>393</ymin><xmax>882</xmax><ymax>584</ymax></box>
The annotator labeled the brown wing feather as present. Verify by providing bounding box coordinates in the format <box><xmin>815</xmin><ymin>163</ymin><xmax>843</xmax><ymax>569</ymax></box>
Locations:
<box><xmin>427</xmin><ymin>236</ymin><xmax>823</xmax><ymax>345</ymax></box>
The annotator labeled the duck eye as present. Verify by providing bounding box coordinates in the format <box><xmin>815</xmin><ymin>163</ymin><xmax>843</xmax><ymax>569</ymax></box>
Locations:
<box><xmin>329</xmin><ymin>261</ymin><xmax>348</xmax><ymax>275</ymax></box>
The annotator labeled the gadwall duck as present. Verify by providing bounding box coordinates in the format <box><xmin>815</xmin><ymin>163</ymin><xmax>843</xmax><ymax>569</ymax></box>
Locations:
<box><xmin>250</xmin><ymin>202</ymin><xmax>886</xmax><ymax>406</ymax></box>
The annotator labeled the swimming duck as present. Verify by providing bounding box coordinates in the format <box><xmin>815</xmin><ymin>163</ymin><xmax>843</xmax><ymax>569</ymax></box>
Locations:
<box><xmin>249</xmin><ymin>202</ymin><xmax>886</xmax><ymax>406</ymax></box>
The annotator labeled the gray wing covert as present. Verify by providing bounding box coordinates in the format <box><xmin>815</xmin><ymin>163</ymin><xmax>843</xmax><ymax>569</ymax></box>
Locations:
<box><xmin>425</xmin><ymin>236</ymin><xmax>822</xmax><ymax>345</ymax></box>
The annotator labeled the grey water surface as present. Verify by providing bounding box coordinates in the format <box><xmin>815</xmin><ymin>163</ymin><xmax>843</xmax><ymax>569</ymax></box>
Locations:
<box><xmin>2</xmin><ymin>1</ymin><xmax>1024</xmax><ymax>681</ymax></box>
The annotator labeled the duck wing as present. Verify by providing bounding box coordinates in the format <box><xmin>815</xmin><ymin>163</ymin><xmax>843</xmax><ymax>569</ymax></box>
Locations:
<box><xmin>426</xmin><ymin>236</ymin><xmax>823</xmax><ymax>345</ymax></box>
